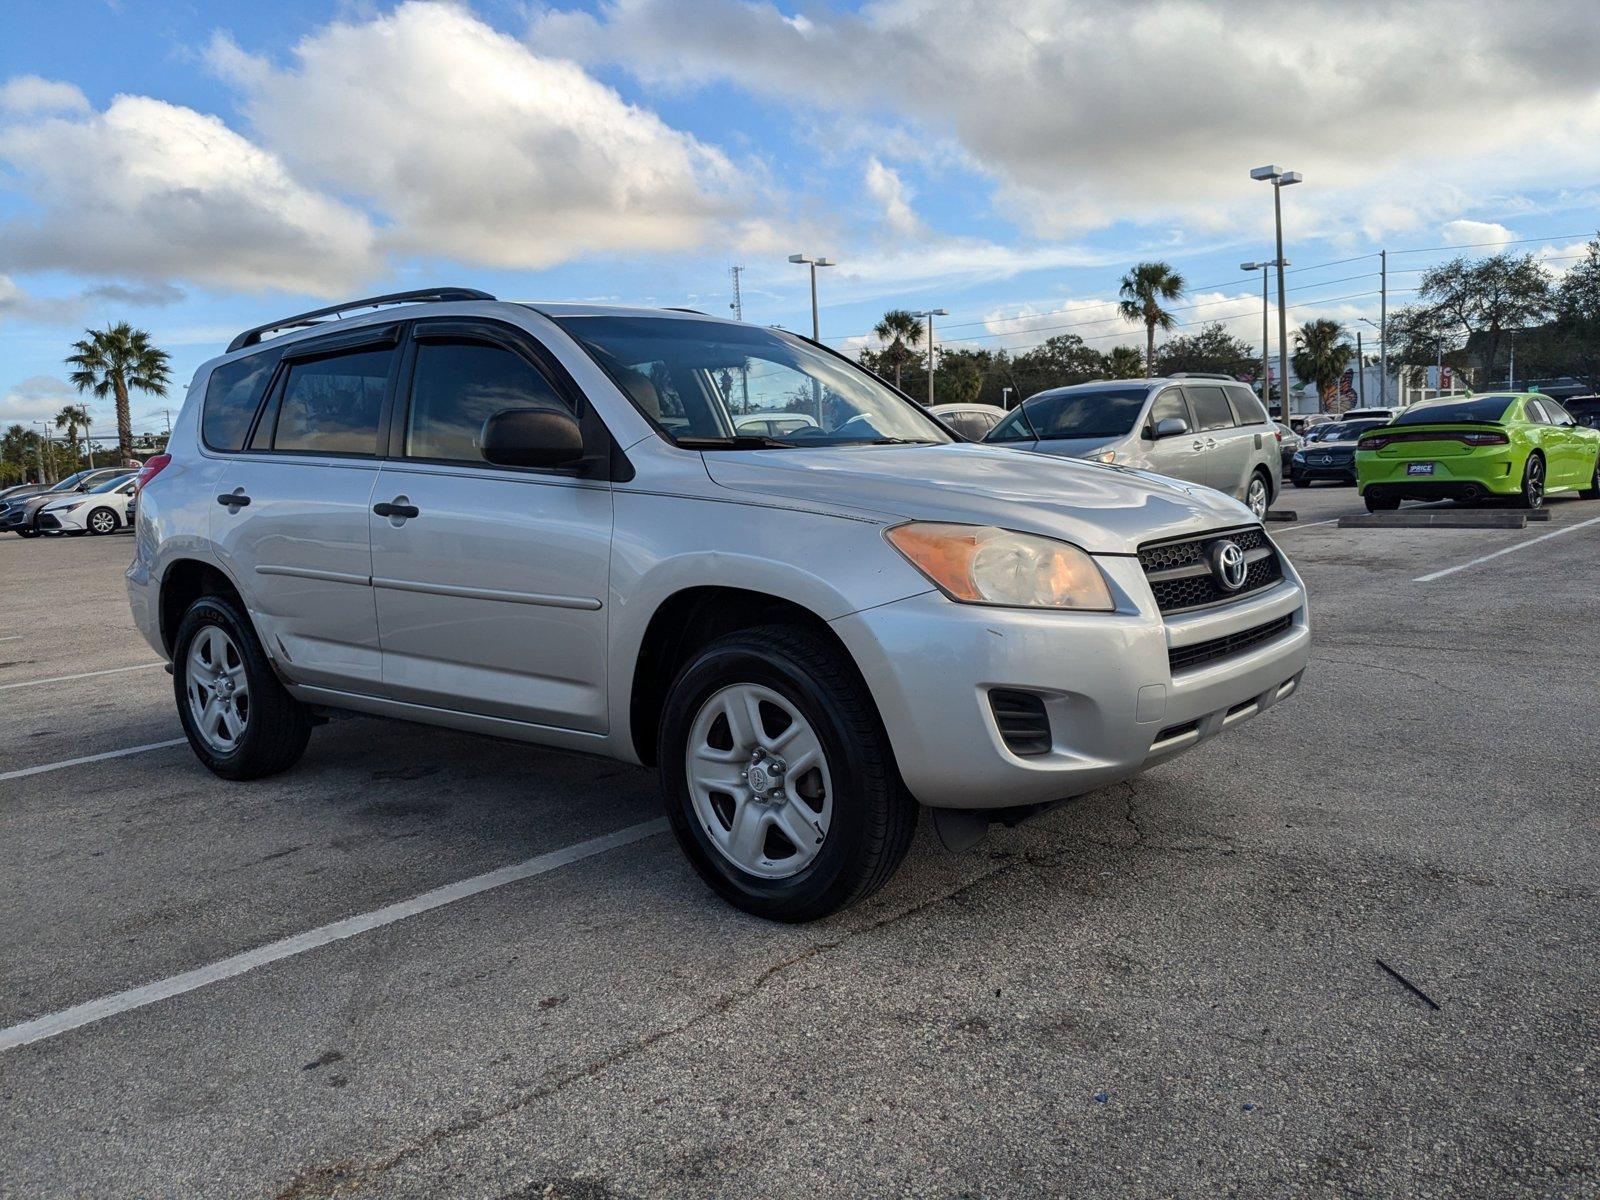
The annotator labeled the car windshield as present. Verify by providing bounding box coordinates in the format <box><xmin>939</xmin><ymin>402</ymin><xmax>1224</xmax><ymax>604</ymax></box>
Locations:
<box><xmin>1394</xmin><ymin>396</ymin><xmax>1513</xmax><ymax>424</ymax></box>
<box><xmin>45</xmin><ymin>471</ymin><xmax>93</xmax><ymax>493</ymax></box>
<box><xmin>1020</xmin><ymin>387</ymin><xmax>1149</xmax><ymax>439</ymax></box>
<box><xmin>1321</xmin><ymin>421</ymin><xmax>1387</xmax><ymax>443</ymax></box>
<box><xmin>550</xmin><ymin>314</ymin><xmax>951</xmax><ymax>447</ymax></box>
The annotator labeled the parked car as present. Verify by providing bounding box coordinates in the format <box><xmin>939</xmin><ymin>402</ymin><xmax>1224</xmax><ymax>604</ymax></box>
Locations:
<box><xmin>0</xmin><ymin>467</ymin><xmax>135</xmax><ymax>537</ymax></box>
<box><xmin>1288</xmin><ymin>420</ymin><xmax>1389</xmax><ymax>487</ymax></box>
<box><xmin>36</xmin><ymin>472</ymin><xmax>138</xmax><ymax>535</ymax></box>
<box><xmin>930</xmin><ymin>403</ymin><xmax>1006</xmax><ymax>442</ymax></box>
<box><xmin>1562</xmin><ymin>395</ymin><xmax>1600</xmax><ymax>430</ymax></box>
<box><xmin>1289</xmin><ymin>413</ymin><xmax>1335</xmax><ymax>435</ymax></box>
<box><xmin>1340</xmin><ymin>406</ymin><xmax>1403</xmax><ymax>422</ymax></box>
<box><xmin>984</xmin><ymin>377</ymin><xmax>1282</xmax><ymax>519</ymax></box>
<box><xmin>1274</xmin><ymin>422</ymin><xmax>1302</xmax><ymax>467</ymax></box>
<box><xmin>733</xmin><ymin>413</ymin><xmax>820</xmax><ymax>438</ymax></box>
<box><xmin>1358</xmin><ymin>393</ymin><xmax>1600</xmax><ymax>511</ymax></box>
<box><xmin>129</xmin><ymin>289</ymin><xmax>1309</xmax><ymax>921</ymax></box>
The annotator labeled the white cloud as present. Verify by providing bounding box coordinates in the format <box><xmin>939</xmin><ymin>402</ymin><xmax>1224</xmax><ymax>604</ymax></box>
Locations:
<box><xmin>1441</xmin><ymin>220</ymin><xmax>1517</xmax><ymax>248</ymax></box>
<box><xmin>536</xmin><ymin>0</ymin><xmax>1600</xmax><ymax>240</ymax></box>
<box><xmin>0</xmin><ymin>95</ymin><xmax>381</xmax><ymax>295</ymax></box>
<box><xmin>211</xmin><ymin>1</ymin><xmax>774</xmax><ymax>271</ymax></box>
<box><xmin>0</xmin><ymin>375</ymin><xmax>77</xmax><ymax>425</ymax></box>
<box><xmin>0</xmin><ymin>75</ymin><xmax>89</xmax><ymax>114</ymax></box>
<box><xmin>864</xmin><ymin>159</ymin><xmax>922</xmax><ymax>237</ymax></box>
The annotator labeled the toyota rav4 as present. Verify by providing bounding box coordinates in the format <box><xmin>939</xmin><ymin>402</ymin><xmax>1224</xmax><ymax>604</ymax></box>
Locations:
<box><xmin>128</xmin><ymin>289</ymin><xmax>1310</xmax><ymax>921</ymax></box>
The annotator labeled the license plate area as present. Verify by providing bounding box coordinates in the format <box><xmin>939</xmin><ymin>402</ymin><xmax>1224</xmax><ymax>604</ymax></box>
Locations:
<box><xmin>1406</xmin><ymin>462</ymin><xmax>1436</xmax><ymax>476</ymax></box>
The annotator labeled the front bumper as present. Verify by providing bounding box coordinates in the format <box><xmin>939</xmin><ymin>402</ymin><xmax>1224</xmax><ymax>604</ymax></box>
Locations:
<box><xmin>1290</xmin><ymin>458</ymin><xmax>1356</xmax><ymax>483</ymax></box>
<box><xmin>830</xmin><ymin>553</ymin><xmax>1309</xmax><ymax>810</ymax></box>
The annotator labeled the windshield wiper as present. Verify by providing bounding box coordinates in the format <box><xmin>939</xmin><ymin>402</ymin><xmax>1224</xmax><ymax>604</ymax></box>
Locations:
<box><xmin>864</xmin><ymin>437</ymin><xmax>938</xmax><ymax>445</ymax></box>
<box><xmin>677</xmin><ymin>435</ymin><xmax>794</xmax><ymax>450</ymax></box>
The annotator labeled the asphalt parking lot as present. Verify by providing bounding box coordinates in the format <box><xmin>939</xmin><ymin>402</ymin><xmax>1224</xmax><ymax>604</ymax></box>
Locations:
<box><xmin>2</xmin><ymin>486</ymin><xmax>1597</xmax><ymax>1199</ymax></box>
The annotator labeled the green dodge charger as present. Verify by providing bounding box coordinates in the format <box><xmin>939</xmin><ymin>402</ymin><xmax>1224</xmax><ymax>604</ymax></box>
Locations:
<box><xmin>1357</xmin><ymin>393</ymin><xmax>1600</xmax><ymax>512</ymax></box>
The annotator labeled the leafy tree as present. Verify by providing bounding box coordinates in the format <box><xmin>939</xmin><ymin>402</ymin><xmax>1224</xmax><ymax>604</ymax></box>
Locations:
<box><xmin>1153</xmin><ymin>322</ymin><xmax>1256</xmax><ymax>379</ymax></box>
<box><xmin>1291</xmin><ymin>319</ymin><xmax>1353</xmax><ymax>413</ymax></box>
<box><xmin>65</xmin><ymin>322</ymin><xmax>172</xmax><ymax>463</ymax></box>
<box><xmin>1118</xmin><ymin>261</ymin><xmax>1186</xmax><ymax>377</ymax></box>
<box><xmin>1549</xmin><ymin>233</ymin><xmax>1600</xmax><ymax>387</ymax></box>
<box><xmin>872</xmin><ymin>309</ymin><xmax>925</xmax><ymax>390</ymax></box>
<box><xmin>54</xmin><ymin>402</ymin><xmax>92</xmax><ymax>467</ymax></box>
<box><xmin>1</xmin><ymin>423</ymin><xmax>40</xmax><ymax>485</ymax></box>
<box><xmin>1387</xmin><ymin>253</ymin><xmax>1553</xmax><ymax>381</ymax></box>
<box><xmin>1104</xmin><ymin>345</ymin><xmax>1146</xmax><ymax>378</ymax></box>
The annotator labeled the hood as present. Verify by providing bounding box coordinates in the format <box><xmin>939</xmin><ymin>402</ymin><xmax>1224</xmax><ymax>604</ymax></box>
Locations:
<box><xmin>40</xmin><ymin>495</ymin><xmax>86</xmax><ymax>512</ymax></box>
<box><xmin>1022</xmin><ymin>435</ymin><xmax>1121</xmax><ymax>458</ymax></box>
<box><xmin>701</xmin><ymin>443</ymin><xmax>1254</xmax><ymax>555</ymax></box>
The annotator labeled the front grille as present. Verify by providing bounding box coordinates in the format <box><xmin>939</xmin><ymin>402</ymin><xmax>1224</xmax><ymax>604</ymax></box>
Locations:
<box><xmin>1169</xmin><ymin>613</ymin><xmax>1294</xmax><ymax>673</ymax></box>
<box><xmin>989</xmin><ymin>689</ymin><xmax>1051</xmax><ymax>756</ymax></box>
<box><xmin>1138</xmin><ymin>526</ymin><xmax>1283</xmax><ymax>613</ymax></box>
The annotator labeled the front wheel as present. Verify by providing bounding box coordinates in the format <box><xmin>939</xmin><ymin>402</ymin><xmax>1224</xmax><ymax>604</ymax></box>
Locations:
<box><xmin>1291</xmin><ymin>478</ymin><xmax>1309</xmax><ymax>489</ymax></box>
<box><xmin>173</xmin><ymin>596</ymin><xmax>312</xmax><ymax>780</ymax></box>
<box><xmin>659</xmin><ymin>625</ymin><xmax>916</xmax><ymax>922</ymax></box>
<box><xmin>1579</xmin><ymin>459</ymin><xmax>1599</xmax><ymax>500</ymax></box>
<box><xmin>85</xmin><ymin>506</ymin><xmax>119</xmax><ymax>535</ymax></box>
<box><xmin>1516</xmin><ymin>454</ymin><xmax>1545</xmax><ymax>509</ymax></box>
<box><xmin>1245</xmin><ymin>471</ymin><xmax>1272</xmax><ymax>520</ymax></box>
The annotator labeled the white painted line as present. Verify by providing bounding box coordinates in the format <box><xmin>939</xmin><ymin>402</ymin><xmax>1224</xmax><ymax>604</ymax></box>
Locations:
<box><xmin>0</xmin><ymin>662</ymin><xmax>165</xmax><ymax>691</ymax></box>
<box><xmin>0</xmin><ymin>635</ymin><xmax>22</xmax><ymax>642</ymax></box>
<box><xmin>1274</xmin><ymin>516</ymin><xmax>1342</xmax><ymax>533</ymax></box>
<box><xmin>1413</xmin><ymin>515</ymin><xmax>1600</xmax><ymax>582</ymax></box>
<box><xmin>0</xmin><ymin>818</ymin><xmax>669</xmax><ymax>1052</ymax></box>
<box><xmin>0</xmin><ymin>738</ymin><xmax>188</xmax><ymax>783</ymax></box>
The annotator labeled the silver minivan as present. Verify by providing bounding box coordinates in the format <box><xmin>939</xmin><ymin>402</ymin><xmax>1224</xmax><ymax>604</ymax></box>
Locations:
<box><xmin>985</xmin><ymin>376</ymin><xmax>1281</xmax><ymax>519</ymax></box>
<box><xmin>128</xmin><ymin>291</ymin><xmax>1309</xmax><ymax>921</ymax></box>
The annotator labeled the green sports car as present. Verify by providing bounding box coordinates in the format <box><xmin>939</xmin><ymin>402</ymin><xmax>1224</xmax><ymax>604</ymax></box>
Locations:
<box><xmin>1356</xmin><ymin>392</ymin><xmax>1600</xmax><ymax>512</ymax></box>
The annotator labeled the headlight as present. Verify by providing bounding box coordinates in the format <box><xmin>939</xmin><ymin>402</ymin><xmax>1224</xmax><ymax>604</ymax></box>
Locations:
<box><xmin>886</xmin><ymin>523</ymin><xmax>1115</xmax><ymax>610</ymax></box>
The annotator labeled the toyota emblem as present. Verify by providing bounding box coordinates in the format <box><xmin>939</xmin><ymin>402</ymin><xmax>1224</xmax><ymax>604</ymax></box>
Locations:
<box><xmin>1208</xmin><ymin>539</ymin><xmax>1248</xmax><ymax>592</ymax></box>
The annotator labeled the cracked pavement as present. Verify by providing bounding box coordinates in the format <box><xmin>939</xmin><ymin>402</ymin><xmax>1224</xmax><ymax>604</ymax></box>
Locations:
<box><xmin>3</xmin><ymin>486</ymin><xmax>1598</xmax><ymax>1198</ymax></box>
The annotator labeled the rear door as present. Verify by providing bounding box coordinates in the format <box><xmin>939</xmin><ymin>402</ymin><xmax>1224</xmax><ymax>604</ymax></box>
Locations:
<box><xmin>210</xmin><ymin>328</ymin><xmax>396</xmax><ymax>690</ymax></box>
<box><xmin>368</xmin><ymin>319</ymin><xmax>613</xmax><ymax>732</ymax></box>
<box><xmin>1180</xmin><ymin>384</ymin><xmax>1245</xmax><ymax>492</ymax></box>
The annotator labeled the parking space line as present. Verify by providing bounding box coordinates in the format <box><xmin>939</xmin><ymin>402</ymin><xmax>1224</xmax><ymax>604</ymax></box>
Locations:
<box><xmin>1413</xmin><ymin>515</ymin><xmax>1600</xmax><ymax>582</ymax></box>
<box><xmin>0</xmin><ymin>662</ymin><xmax>165</xmax><ymax>691</ymax></box>
<box><xmin>0</xmin><ymin>738</ymin><xmax>189</xmax><ymax>782</ymax></box>
<box><xmin>0</xmin><ymin>635</ymin><xmax>22</xmax><ymax>642</ymax></box>
<box><xmin>1274</xmin><ymin>517</ymin><xmax>1342</xmax><ymax>533</ymax></box>
<box><xmin>0</xmin><ymin>817</ymin><xmax>669</xmax><ymax>1052</ymax></box>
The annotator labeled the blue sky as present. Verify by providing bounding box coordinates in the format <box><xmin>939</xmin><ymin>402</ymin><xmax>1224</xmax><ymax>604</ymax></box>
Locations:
<box><xmin>2</xmin><ymin>0</ymin><xmax>1597</xmax><ymax>443</ymax></box>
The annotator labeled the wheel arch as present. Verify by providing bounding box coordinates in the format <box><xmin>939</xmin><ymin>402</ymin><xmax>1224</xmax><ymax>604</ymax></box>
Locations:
<box><xmin>158</xmin><ymin>557</ymin><xmax>249</xmax><ymax>658</ymax></box>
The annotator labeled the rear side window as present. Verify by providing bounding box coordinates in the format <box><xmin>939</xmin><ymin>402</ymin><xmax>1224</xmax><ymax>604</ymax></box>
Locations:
<box><xmin>1523</xmin><ymin>400</ymin><xmax>1550</xmax><ymax>424</ymax></box>
<box><xmin>1184</xmin><ymin>385</ymin><xmax>1236</xmax><ymax>431</ymax></box>
<box><xmin>202</xmin><ymin>352</ymin><xmax>279</xmax><ymax>452</ymax></box>
<box><xmin>1541</xmin><ymin>399</ymin><xmax>1575</xmax><ymax>425</ymax></box>
<box><xmin>946</xmin><ymin>411</ymin><xmax>999</xmax><ymax>440</ymax></box>
<box><xmin>272</xmin><ymin>347</ymin><xmax>393</xmax><ymax>456</ymax></box>
<box><xmin>406</xmin><ymin>340</ymin><xmax>570</xmax><ymax>464</ymax></box>
<box><xmin>1225</xmin><ymin>387</ymin><xmax>1270</xmax><ymax>425</ymax></box>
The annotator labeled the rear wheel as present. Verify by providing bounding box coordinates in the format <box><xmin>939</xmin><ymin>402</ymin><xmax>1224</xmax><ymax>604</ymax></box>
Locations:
<box><xmin>1245</xmin><ymin>470</ymin><xmax>1272</xmax><ymax>519</ymax></box>
<box><xmin>173</xmin><ymin>595</ymin><xmax>311</xmax><ymax>780</ymax></box>
<box><xmin>1516</xmin><ymin>453</ymin><xmax>1545</xmax><ymax>509</ymax></box>
<box><xmin>659</xmin><ymin>625</ymin><xmax>916</xmax><ymax>922</ymax></box>
<box><xmin>86</xmin><ymin>506</ymin><xmax>119</xmax><ymax>535</ymax></box>
<box><xmin>1365</xmin><ymin>488</ymin><xmax>1400</xmax><ymax>512</ymax></box>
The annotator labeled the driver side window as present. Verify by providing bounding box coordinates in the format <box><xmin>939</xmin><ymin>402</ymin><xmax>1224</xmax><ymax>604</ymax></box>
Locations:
<box><xmin>1148</xmin><ymin>388</ymin><xmax>1190</xmax><ymax>433</ymax></box>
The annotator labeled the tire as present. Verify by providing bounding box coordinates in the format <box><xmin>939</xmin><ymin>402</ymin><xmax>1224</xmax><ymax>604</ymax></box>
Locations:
<box><xmin>1365</xmin><ymin>488</ymin><xmax>1400</xmax><ymax>512</ymax></box>
<box><xmin>16</xmin><ymin>526</ymin><xmax>39</xmax><ymax>538</ymax></box>
<box><xmin>1291</xmin><ymin>479</ymin><xmax>1309</xmax><ymax>489</ymax></box>
<box><xmin>172</xmin><ymin>595</ymin><xmax>312</xmax><ymax>781</ymax></box>
<box><xmin>1580</xmin><ymin>458</ymin><xmax>1599</xmax><ymax>500</ymax></box>
<box><xmin>1245</xmin><ymin>470</ymin><xmax>1272</xmax><ymax>520</ymax></box>
<box><xmin>1515</xmin><ymin>453</ymin><xmax>1545</xmax><ymax>510</ymax></box>
<box><xmin>85</xmin><ymin>506</ymin><xmax>119</xmax><ymax>535</ymax></box>
<box><xmin>658</xmin><ymin>624</ymin><xmax>917</xmax><ymax>922</ymax></box>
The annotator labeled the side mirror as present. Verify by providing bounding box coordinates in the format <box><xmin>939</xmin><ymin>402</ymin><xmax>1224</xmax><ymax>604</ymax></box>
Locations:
<box><xmin>479</xmin><ymin>407</ymin><xmax>586</xmax><ymax>469</ymax></box>
<box><xmin>1152</xmin><ymin>416</ymin><xmax>1190</xmax><ymax>439</ymax></box>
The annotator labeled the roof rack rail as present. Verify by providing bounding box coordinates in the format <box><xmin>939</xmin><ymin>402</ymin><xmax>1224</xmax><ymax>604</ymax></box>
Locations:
<box><xmin>1168</xmin><ymin>371</ymin><xmax>1239</xmax><ymax>381</ymax></box>
<box><xmin>227</xmin><ymin>287</ymin><xmax>496</xmax><ymax>353</ymax></box>
<box><xmin>663</xmin><ymin>306</ymin><xmax>709</xmax><ymax>315</ymax></box>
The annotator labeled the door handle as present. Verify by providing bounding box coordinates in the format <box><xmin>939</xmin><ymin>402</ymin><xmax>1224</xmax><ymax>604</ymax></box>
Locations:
<box><xmin>216</xmin><ymin>490</ymin><xmax>250</xmax><ymax>510</ymax></box>
<box><xmin>1191</xmin><ymin>440</ymin><xmax>1205</xmax><ymax>451</ymax></box>
<box><xmin>373</xmin><ymin>499</ymin><xmax>420</xmax><ymax>520</ymax></box>
<box><xmin>1204</xmin><ymin>437</ymin><xmax>1217</xmax><ymax>449</ymax></box>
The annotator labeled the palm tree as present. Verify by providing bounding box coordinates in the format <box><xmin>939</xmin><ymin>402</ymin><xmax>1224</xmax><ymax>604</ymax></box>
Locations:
<box><xmin>54</xmin><ymin>403</ymin><xmax>92</xmax><ymax>467</ymax></box>
<box><xmin>873</xmin><ymin>309</ymin><xmax>924</xmax><ymax>389</ymax></box>
<box><xmin>65</xmin><ymin>322</ymin><xmax>171</xmax><ymax>463</ymax></box>
<box><xmin>1117</xmin><ymin>262</ymin><xmax>1187</xmax><ymax>377</ymax></box>
<box><xmin>1291</xmin><ymin>319</ymin><xmax>1354</xmax><ymax>413</ymax></box>
<box><xmin>1104</xmin><ymin>345</ymin><xmax>1146</xmax><ymax>378</ymax></box>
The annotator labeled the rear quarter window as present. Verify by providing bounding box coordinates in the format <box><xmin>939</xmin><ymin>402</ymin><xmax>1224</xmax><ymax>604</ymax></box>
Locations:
<box><xmin>1225</xmin><ymin>387</ymin><xmax>1270</xmax><ymax>426</ymax></box>
<box><xmin>202</xmin><ymin>351</ymin><xmax>281</xmax><ymax>452</ymax></box>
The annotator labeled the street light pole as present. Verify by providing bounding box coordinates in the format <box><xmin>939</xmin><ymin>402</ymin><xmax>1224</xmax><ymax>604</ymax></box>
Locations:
<box><xmin>789</xmin><ymin>253</ymin><xmax>836</xmax><ymax>423</ymax></box>
<box><xmin>914</xmin><ymin>309</ymin><xmax>949</xmax><ymax>407</ymax></box>
<box><xmin>1379</xmin><ymin>250</ymin><xmax>1388</xmax><ymax>406</ymax></box>
<box><xmin>1252</xmin><ymin>166</ymin><xmax>1302</xmax><ymax>418</ymax></box>
<box><xmin>1241</xmin><ymin>261</ymin><xmax>1286</xmax><ymax>419</ymax></box>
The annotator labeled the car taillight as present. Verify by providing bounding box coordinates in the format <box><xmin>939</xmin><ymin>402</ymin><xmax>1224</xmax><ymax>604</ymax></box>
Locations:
<box><xmin>1358</xmin><ymin>436</ymin><xmax>1391</xmax><ymax>451</ymax></box>
<box><xmin>134</xmin><ymin>453</ymin><xmax>172</xmax><ymax>492</ymax></box>
<box><xmin>1461</xmin><ymin>431</ymin><xmax>1509</xmax><ymax>446</ymax></box>
<box><xmin>1273</xmin><ymin>429</ymin><xmax>1283</xmax><ymax>443</ymax></box>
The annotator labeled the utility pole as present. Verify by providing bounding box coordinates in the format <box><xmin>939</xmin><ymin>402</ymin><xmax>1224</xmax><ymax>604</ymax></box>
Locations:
<box><xmin>33</xmin><ymin>421</ymin><xmax>54</xmax><ymax>484</ymax></box>
<box><xmin>1356</xmin><ymin>331</ymin><xmax>1365</xmax><ymax>406</ymax></box>
<box><xmin>729</xmin><ymin>266</ymin><xmax>750</xmax><ymax>413</ymax></box>
<box><xmin>1241</xmin><ymin>261</ymin><xmax>1283</xmax><ymax>418</ymax></box>
<box><xmin>33</xmin><ymin>426</ymin><xmax>47</xmax><ymax>484</ymax></box>
<box><xmin>915</xmin><ymin>309</ymin><xmax>949</xmax><ymax>407</ymax></box>
<box><xmin>1379</xmin><ymin>250</ymin><xmax>1388</xmax><ymax>407</ymax></box>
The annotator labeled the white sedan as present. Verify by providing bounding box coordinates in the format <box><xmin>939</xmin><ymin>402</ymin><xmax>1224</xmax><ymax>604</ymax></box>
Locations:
<box><xmin>36</xmin><ymin>473</ymin><xmax>137</xmax><ymax>536</ymax></box>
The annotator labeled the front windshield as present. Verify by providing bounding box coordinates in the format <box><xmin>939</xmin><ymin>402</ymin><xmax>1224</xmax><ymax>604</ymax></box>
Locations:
<box><xmin>46</xmin><ymin>471</ymin><xmax>91</xmax><ymax>493</ymax></box>
<box><xmin>1021</xmin><ymin>387</ymin><xmax>1149</xmax><ymax>439</ymax></box>
<box><xmin>1394</xmin><ymin>396</ymin><xmax>1513</xmax><ymax>424</ymax></box>
<box><xmin>1323</xmin><ymin>421</ymin><xmax>1386</xmax><ymax>443</ymax></box>
<box><xmin>552</xmin><ymin>315</ymin><xmax>951</xmax><ymax>447</ymax></box>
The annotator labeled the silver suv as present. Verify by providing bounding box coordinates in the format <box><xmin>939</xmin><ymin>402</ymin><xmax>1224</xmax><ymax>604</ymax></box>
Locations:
<box><xmin>128</xmin><ymin>289</ymin><xmax>1310</xmax><ymax>921</ymax></box>
<box><xmin>985</xmin><ymin>376</ymin><xmax>1282</xmax><ymax>519</ymax></box>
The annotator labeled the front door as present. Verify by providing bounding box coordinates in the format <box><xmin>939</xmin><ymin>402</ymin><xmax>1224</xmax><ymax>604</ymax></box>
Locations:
<box><xmin>210</xmin><ymin>333</ymin><xmax>395</xmax><ymax>690</ymax></box>
<box><xmin>369</xmin><ymin>321</ymin><xmax>613</xmax><ymax>733</ymax></box>
<box><xmin>1141</xmin><ymin>386</ymin><xmax>1205</xmax><ymax>486</ymax></box>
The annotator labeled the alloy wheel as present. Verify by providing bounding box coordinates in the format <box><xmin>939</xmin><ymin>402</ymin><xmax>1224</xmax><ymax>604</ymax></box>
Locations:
<box><xmin>1247</xmin><ymin>476</ymin><xmax>1270</xmax><ymax>519</ymax></box>
<box><xmin>186</xmin><ymin>625</ymin><xmax>250</xmax><ymax>754</ymax></box>
<box><xmin>1527</xmin><ymin>457</ymin><xmax>1544</xmax><ymax>508</ymax></box>
<box><xmin>89</xmin><ymin>510</ymin><xmax>116</xmax><ymax>534</ymax></box>
<box><xmin>684</xmin><ymin>682</ymin><xmax>833</xmax><ymax>880</ymax></box>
